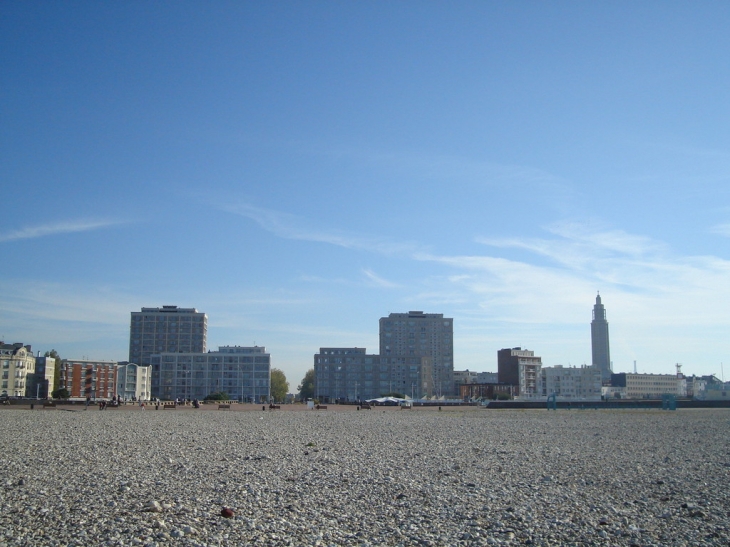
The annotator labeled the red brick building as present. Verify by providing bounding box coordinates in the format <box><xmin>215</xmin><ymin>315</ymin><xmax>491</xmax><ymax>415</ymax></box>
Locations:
<box><xmin>62</xmin><ymin>360</ymin><xmax>118</xmax><ymax>399</ymax></box>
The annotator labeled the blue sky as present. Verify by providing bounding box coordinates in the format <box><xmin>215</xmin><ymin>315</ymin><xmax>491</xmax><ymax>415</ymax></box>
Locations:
<box><xmin>2</xmin><ymin>2</ymin><xmax>730</xmax><ymax>384</ymax></box>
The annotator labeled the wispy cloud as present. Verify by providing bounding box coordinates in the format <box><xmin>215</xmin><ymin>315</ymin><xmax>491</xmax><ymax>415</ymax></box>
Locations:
<box><xmin>477</xmin><ymin>221</ymin><xmax>667</xmax><ymax>273</ymax></box>
<box><xmin>0</xmin><ymin>219</ymin><xmax>124</xmax><ymax>243</ymax></box>
<box><xmin>219</xmin><ymin>202</ymin><xmax>421</xmax><ymax>255</ymax></box>
<box><xmin>710</xmin><ymin>223</ymin><xmax>730</xmax><ymax>237</ymax></box>
<box><xmin>416</xmin><ymin>222</ymin><xmax>730</xmax><ymax>330</ymax></box>
<box><xmin>362</xmin><ymin>268</ymin><xmax>399</xmax><ymax>288</ymax></box>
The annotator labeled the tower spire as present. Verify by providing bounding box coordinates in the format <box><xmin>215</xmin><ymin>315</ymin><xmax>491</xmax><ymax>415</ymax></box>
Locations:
<box><xmin>591</xmin><ymin>293</ymin><xmax>611</xmax><ymax>384</ymax></box>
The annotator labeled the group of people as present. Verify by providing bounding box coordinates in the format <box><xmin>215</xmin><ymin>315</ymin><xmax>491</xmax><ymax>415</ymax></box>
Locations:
<box><xmin>85</xmin><ymin>395</ymin><xmax>146</xmax><ymax>410</ymax></box>
<box><xmin>173</xmin><ymin>397</ymin><xmax>201</xmax><ymax>408</ymax></box>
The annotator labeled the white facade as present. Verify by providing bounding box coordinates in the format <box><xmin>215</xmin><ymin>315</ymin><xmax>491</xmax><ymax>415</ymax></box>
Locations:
<box><xmin>538</xmin><ymin>364</ymin><xmax>602</xmax><ymax>401</ymax></box>
<box><xmin>611</xmin><ymin>373</ymin><xmax>683</xmax><ymax>399</ymax></box>
<box><xmin>116</xmin><ymin>363</ymin><xmax>152</xmax><ymax>401</ymax></box>
<box><xmin>519</xmin><ymin>361</ymin><xmax>542</xmax><ymax>399</ymax></box>
<box><xmin>1</xmin><ymin>343</ymin><xmax>36</xmax><ymax>397</ymax></box>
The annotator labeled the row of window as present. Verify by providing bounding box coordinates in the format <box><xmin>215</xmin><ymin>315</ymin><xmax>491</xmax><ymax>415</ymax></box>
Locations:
<box><xmin>132</xmin><ymin>316</ymin><xmax>205</xmax><ymax>322</ymax></box>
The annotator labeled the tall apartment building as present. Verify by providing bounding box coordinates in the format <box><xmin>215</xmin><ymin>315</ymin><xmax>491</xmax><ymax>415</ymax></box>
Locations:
<box><xmin>150</xmin><ymin>346</ymin><xmax>270</xmax><ymax>402</ymax></box>
<box><xmin>498</xmin><ymin>347</ymin><xmax>542</xmax><ymax>398</ymax></box>
<box><xmin>129</xmin><ymin>306</ymin><xmax>207</xmax><ymax>369</ymax></box>
<box><xmin>1</xmin><ymin>342</ymin><xmax>36</xmax><ymax>398</ymax></box>
<box><xmin>380</xmin><ymin>311</ymin><xmax>453</xmax><ymax>396</ymax></box>
<box><xmin>61</xmin><ymin>360</ymin><xmax>118</xmax><ymax>399</ymax></box>
<box><xmin>538</xmin><ymin>364</ymin><xmax>602</xmax><ymax>401</ymax></box>
<box><xmin>591</xmin><ymin>293</ymin><xmax>612</xmax><ymax>383</ymax></box>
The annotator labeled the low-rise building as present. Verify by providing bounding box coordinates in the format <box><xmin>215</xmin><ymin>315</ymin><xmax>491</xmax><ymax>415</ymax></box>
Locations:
<box><xmin>610</xmin><ymin>372</ymin><xmax>683</xmax><ymax>399</ymax></box>
<box><xmin>62</xmin><ymin>360</ymin><xmax>118</xmax><ymax>399</ymax></box>
<box><xmin>459</xmin><ymin>382</ymin><xmax>514</xmax><ymax>400</ymax></box>
<box><xmin>602</xmin><ymin>385</ymin><xmax>627</xmax><ymax>399</ymax></box>
<box><xmin>1</xmin><ymin>342</ymin><xmax>36</xmax><ymax>397</ymax></box>
<box><xmin>116</xmin><ymin>362</ymin><xmax>152</xmax><ymax>401</ymax></box>
<box><xmin>453</xmin><ymin>369</ymin><xmax>479</xmax><ymax>394</ymax></box>
<box><xmin>314</xmin><ymin>348</ymin><xmax>434</xmax><ymax>402</ymax></box>
<box><xmin>538</xmin><ymin>364</ymin><xmax>602</xmax><ymax>401</ymax></box>
<box><xmin>703</xmin><ymin>382</ymin><xmax>730</xmax><ymax>401</ymax></box>
<box><xmin>476</xmin><ymin>371</ymin><xmax>498</xmax><ymax>384</ymax></box>
<box><xmin>314</xmin><ymin>348</ymin><xmax>380</xmax><ymax>401</ymax></box>
<box><xmin>151</xmin><ymin>346</ymin><xmax>270</xmax><ymax>402</ymax></box>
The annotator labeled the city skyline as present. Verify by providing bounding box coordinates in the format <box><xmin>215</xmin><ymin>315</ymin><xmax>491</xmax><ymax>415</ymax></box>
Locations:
<box><xmin>2</xmin><ymin>3</ymin><xmax>729</xmax><ymax>383</ymax></box>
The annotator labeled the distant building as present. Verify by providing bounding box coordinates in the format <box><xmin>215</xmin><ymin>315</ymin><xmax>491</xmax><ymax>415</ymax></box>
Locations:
<box><xmin>62</xmin><ymin>360</ymin><xmax>118</xmax><ymax>399</ymax></box>
<box><xmin>380</xmin><ymin>311</ymin><xmax>453</xmax><ymax>396</ymax></box>
<box><xmin>688</xmin><ymin>376</ymin><xmax>708</xmax><ymax>399</ymax></box>
<box><xmin>538</xmin><ymin>364</ymin><xmax>602</xmax><ymax>401</ymax></box>
<box><xmin>129</xmin><ymin>306</ymin><xmax>207</xmax><ymax>387</ymax></box>
<box><xmin>476</xmin><ymin>371</ymin><xmax>498</xmax><ymax>384</ymax></box>
<box><xmin>591</xmin><ymin>293</ymin><xmax>612</xmax><ymax>383</ymax></box>
<box><xmin>314</xmin><ymin>348</ymin><xmax>381</xmax><ymax>401</ymax></box>
<box><xmin>150</xmin><ymin>346</ymin><xmax>270</xmax><ymax>402</ymax></box>
<box><xmin>453</xmin><ymin>370</ymin><xmax>479</xmax><ymax>394</ymax></box>
<box><xmin>1</xmin><ymin>342</ymin><xmax>36</xmax><ymax>398</ymax></box>
<box><xmin>610</xmin><ymin>372</ymin><xmax>683</xmax><ymax>399</ymax></box>
<box><xmin>459</xmin><ymin>382</ymin><xmax>513</xmax><ymax>400</ymax></box>
<box><xmin>453</xmin><ymin>370</ymin><xmax>498</xmax><ymax>395</ymax></box>
<box><xmin>33</xmin><ymin>355</ymin><xmax>56</xmax><ymax>398</ymax></box>
<box><xmin>498</xmin><ymin>347</ymin><xmax>542</xmax><ymax>398</ymax></box>
<box><xmin>702</xmin><ymin>382</ymin><xmax>730</xmax><ymax>401</ymax></box>
<box><xmin>116</xmin><ymin>362</ymin><xmax>152</xmax><ymax>401</ymax></box>
<box><xmin>314</xmin><ymin>348</ymin><xmax>433</xmax><ymax>401</ymax></box>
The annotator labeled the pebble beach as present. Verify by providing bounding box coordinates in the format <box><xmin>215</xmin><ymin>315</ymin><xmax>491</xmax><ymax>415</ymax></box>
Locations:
<box><xmin>1</xmin><ymin>406</ymin><xmax>729</xmax><ymax>547</ymax></box>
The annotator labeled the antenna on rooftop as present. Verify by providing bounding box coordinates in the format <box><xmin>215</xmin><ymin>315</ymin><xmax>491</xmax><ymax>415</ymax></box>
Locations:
<box><xmin>633</xmin><ymin>360</ymin><xmax>637</xmax><ymax>374</ymax></box>
<box><xmin>675</xmin><ymin>363</ymin><xmax>682</xmax><ymax>378</ymax></box>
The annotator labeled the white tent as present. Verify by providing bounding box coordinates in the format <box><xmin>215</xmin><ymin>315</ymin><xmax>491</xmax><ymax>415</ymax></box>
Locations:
<box><xmin>365</xmin><ymin>396</ymin><xmax>407</xmax><ymax>404</ymax></box>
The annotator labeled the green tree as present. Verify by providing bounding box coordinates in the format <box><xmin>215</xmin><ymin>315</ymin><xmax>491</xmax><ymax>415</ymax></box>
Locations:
<box><xmin>297</xmin><ymin>368</ymin><xmax>315</xmax><ymax>401</ymax></box>
<box><xmin>44</xmin><ymin>350</ymin><xmax>62</xmax><ymax>393</ymax></box>
<box><xmin>51</xmin><ymin>387</ymin><xmax>70</xmax><ymax>399</ymax></box>
<box><xmin>204</xmin><ymin>391</ymin><xmax>230</xmax><ymax>401</ymax></box>
<box><xmin>270</xmin><ymin>368</ymin><xmax>289</xmax><ymax>403</ymax></box>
